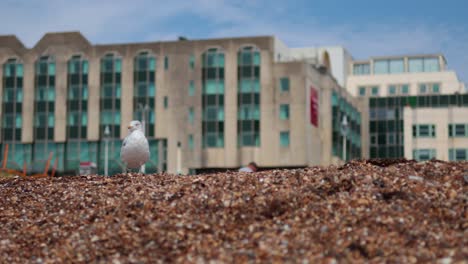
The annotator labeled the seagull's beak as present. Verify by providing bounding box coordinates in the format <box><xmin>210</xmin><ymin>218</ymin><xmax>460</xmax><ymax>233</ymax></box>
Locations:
<box><xmin>128</xmin><ymin>126</ymin><xmax>133</xmax><ymax>129</ymax></box>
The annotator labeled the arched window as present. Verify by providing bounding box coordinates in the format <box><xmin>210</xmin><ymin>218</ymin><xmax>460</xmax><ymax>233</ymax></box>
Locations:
<box><xmin>2</xmin><ymin>58</ymin><xmax>23</xmax><ymax>142</ymax></box>
<box><xmin>34</xmin><ymin>55</ymin><xmax>55</xmax><ymax>141</ymax></box>
<box><xmin>100</xmin><ymin>53</ymin><xmax>122</xmax><ymax>138</ymax></box>
<box><xmin>237</xmin><ymin>46</ymin><xmax>261</xmax><ymax>146</ymax></box>
<box><xmin>1</xmin><ymin>58</ymin><xmax>30</xmax><ymax>168</ymax></box>
<box><xmin>65</xmin><ymin>55</ymin><xmax>97</xmax><ymax>172</ymax></box>
<box><xmin>133</xmin><ymin>51</ymin><xmax>156</xmax><ymax>138</ymax></box>
<box><xmin>201</xmin><ymin>47</ymin><xmax>225</xmax><ymax>148</ymax></box>
<box><xmin>99</xmin><ymin>52</ymin><xmax>122</xmax><ymax>175</ymax></box>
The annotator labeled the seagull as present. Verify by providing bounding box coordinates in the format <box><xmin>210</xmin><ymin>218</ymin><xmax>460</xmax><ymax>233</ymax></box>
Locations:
<box><xmin>121</xmin><ymin>120</ymin><xmax>150</xmax><ymax>173</ymax></box>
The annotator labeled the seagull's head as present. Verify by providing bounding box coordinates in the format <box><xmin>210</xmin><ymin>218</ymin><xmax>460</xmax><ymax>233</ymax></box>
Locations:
<box><xmin>128</xmin><ymin>120</ymin><xmax>143</xmax><ymax>133</ymax></box>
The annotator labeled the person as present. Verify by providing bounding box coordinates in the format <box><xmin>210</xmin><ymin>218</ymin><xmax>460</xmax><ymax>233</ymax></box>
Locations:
<box><xmin>239</xmin><ymin>162</ymin><xmax>258</xmax><ymax>173</ymax></box>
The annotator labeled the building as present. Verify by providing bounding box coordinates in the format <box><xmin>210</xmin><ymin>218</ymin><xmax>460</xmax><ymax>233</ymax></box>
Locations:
<box><xmin>347</xmin><ymin>54</ymin><xmax>468</xmax><ymax>161</ymax></box>
<box><xmin>0</xmin><ymin>32</ymin><xmax>361</xmax><ymax>175</ymax></box>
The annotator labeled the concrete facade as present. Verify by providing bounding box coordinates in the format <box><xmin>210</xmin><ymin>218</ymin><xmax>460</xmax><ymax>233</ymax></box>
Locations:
<box><xmin>347</xmin><ymin>54</ymin><xmax>466</xmax><ymax>97</ymax></box>
<box><xmin>0</xmin><ymin>32</ymin><xmax>359</xmax><ymax>175</ymax></box>
<box><xmin>404</xmin><ymin>107</ymin><xmax>468</xmax><ymax>161</ymax></box>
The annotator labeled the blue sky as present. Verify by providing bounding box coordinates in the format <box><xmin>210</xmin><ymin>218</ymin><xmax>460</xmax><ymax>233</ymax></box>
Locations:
<box><xmin>1</xmin><ymin>0</ymin><xmax>467</xmax><ymax>82</ymax></box>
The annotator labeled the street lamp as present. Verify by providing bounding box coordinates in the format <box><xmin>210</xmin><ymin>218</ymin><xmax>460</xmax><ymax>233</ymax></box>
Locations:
<box><xmin>138</xmin><ymin>103</ymin><xmax>151</xmax><ymax>136</ymax></box>
<box><xmin>104</xmin><ymin>125</ymin><xmax>110</xmax><ymax>176</ymax></box>
<box><xmin>177</xmin><ymin>141</ymin><xmax>182</xmax><ymax>175</ymax></box>
<box><xmin>137</xmin><ymin>103</ymin><xmax>150</xmax><ymax>174</ymax></box>
<box><xmin>340</xmin><ymin>115</ymin><xmax>349</xmax><ymax>162</ymax></box>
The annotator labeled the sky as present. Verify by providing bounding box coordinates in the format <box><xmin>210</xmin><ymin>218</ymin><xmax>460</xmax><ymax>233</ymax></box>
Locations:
<box><xmin>0</xmin><ymin>0</ymin><xmax>467</xmax><ymax>82</ymax></box>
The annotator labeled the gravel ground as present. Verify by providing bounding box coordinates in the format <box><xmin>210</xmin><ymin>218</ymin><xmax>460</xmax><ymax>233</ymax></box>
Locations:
<box><xmin>0</xmin><ymin>159</ymin><xmax>467</xmax><ymax>263</ymax></box>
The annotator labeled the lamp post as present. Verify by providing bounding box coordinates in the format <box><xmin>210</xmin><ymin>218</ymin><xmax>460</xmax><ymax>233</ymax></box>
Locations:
<box><xmin>341</xmin><ymin>115</ymin><xmax>349</xmax><ymax>162</ymax></box>
<box><xmin>177</xmin><ymin>141</ymin><xmax>182</xmax><ymax>175</ymax></box>
<box><xmin>138</xmin><ymin>103</ymin><xmax>150</xmax><ymax>174</ymax></box>
<box><xmin>138</xmin><ymin>103</ymin><xmax>151</xmax><ymax>136</ymax></box>
<box><xmin>104</xmin><ymin>125</ymin><xmax>110</xmax><ymax>176</ymax></box>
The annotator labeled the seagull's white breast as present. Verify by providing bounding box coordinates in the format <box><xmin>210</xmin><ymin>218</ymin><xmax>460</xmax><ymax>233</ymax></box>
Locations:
<box><xmin>120</xmin><ymin>130</ymin><xmax>150</xmax><ymax>169</ymax></box>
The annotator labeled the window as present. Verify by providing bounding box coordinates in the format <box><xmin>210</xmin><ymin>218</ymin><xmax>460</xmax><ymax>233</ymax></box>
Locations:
<box><xmin>419</xmin><ymin>83</ymin><xmax>440</xmax><ymax>94</ymax></box>
<box><xmin>280</xmin><ymin>77</ymin><xmax>289</xmax><ymax>92</ymax></box>
<box><xmin>358</xmin><ymin>87</ymin><xmax>366</xmax><ymax>96</ymax></box>
<box><xmin>238</xmin><ymin>46</ymin><xmax>261</xmax><ymax>147</ymax></box>
<box><xmin>373</xmin><ymin>60</ymin><xmax>388</xmax><ymax>74</ymax></box>
<box><xmin>164</xmin><ymin>96</ymin><xmax>168</xmax><ymax>109</ymax></box>
<box><xmin>188</xmin><ymin>107</ymin><xmax>194</xmax><ymax>124</ymax></box>
<box><xmin>388</xmin><ymin>85</ymin><xmax>396</xmax><ymax>95</ymax></box>
<box><xmin>373</xmin><ymin>59</ymin><xmax>404</xmax><ymax>74</ymax></box>
<box><xmin>449</xmin><ymin>149</ymin><xmax>467</xmax><ymax>161</ymax></box>
<box><xmin>280</xmin><ymin>131</ymin><xmax>290</xmax><ymax>147</ymax></box>
<box><xmin>413</xmin><ymin>124</ymin><xmax>436</xmax><ymax>137</ymax></box>
<box><xmin>409</xmin><ymin>57</ymin><xmax>440</xmax><ymax>72</ymax></box>
<box><xmin>202</xmin><ymin>48</ymin><xmax>225</xmax><ymax>148</ymax></box>
<box><xmin>409</xmin><ymin>58</ymin><xmax>423</xmax><ymax>72</ymax></box>
<box><xmin>371</xmin><ymin>86</ymin><xmax>379</xmax><ymax>96</ymax></box>
<box><xmin>353</xmin><ymin>63</ymin><xmax>370</xmax><ymax>75</ymax></box>
<box><xmin>424</xmin><ymin>58</ymin><xmax>439</xmax><ymax>72</ymax></box>
<box><xmin>413</xmin><ymin>149</ymin><xmax>436</xmax><ymax>161</ymax></box>
<box><xmin>389</xmin><ymin>59</ymin><xmax>404</xmax><ymax>73</ymax></box>
<box><xmin>189</xmin><ymin>80</ymin><xmax>195</xmax><ymax>96</ymax></box>
<box><xmin>279</xmin><ymin>104</ymin><xmax>289</xmax><ymax>120</ymax></box>
<box><xmin>189</xmin><ymin>55</ymin><xmax>195</xmax><ymax>69</ymax></box>
<box><xmin>164</xmin><ymin>56</ymin><xmax>169</xmax><ymax>70</ymax></box>
<box><xmin>67</xmin><ymin>55</ymin><xmax>89</xmax><ymax>140</ymax></box>
<box><xmin>34</xmin><ymin>56</ymin><xmax>55</xmax><ymax>141</ymax></box>
<box><xmin>449</xmin><ymin>124</ymin><xmax>467</xmax><ymax>137</ymax></box>
<box><xmin>370</xmin><ymin>134</ymin><xmax>377</xmax><ymax>146</ymax></box>
<box><xmin>133</xmin><ymin>51</ymin><xmax>156</xmax><ymax>137</ymax></box>
<box><xmin>2</xmin><ymin>58</ymin><xmax>23</xmax><ymax>142</ymax></box>
<box><xmin>100</xmin><ymin>53</ymin><xmax>122</xmax><ymax>138</ymax></box>
<box><xmin>401</xmin><ymin>84</ymin><xmax>409</xmax><ymax>94</ymax></box>
<box><xmin>419</xmin><ymin>84</ymin><xmax>427</xmax><ymax>94</ymax></box>
<box><xmin>188</xmin><ymin>134</ymin><xmax>194</xmax><ymax>150</ymax></box>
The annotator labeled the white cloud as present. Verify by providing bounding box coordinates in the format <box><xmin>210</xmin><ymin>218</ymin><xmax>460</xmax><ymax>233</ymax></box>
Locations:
<box><xmin>0</xmin><ymin>0</ymin><xmax>466</xmax><ymax>82</ymax></box>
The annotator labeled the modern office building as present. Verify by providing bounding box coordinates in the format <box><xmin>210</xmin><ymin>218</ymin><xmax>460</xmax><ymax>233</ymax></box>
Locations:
<box><xmin>347</xmin><ymin>54</ymin><xmax>468</xmax><ymax>161</ymax></box>
<box><xmin>0</xmin><ymin>32</ymin><xmax>361</xmax><ymax>175</ymax></box>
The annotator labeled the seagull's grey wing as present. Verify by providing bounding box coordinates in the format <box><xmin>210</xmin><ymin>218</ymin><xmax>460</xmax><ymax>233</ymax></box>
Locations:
<box><xmin>120</xmin><ymin>135</ymin><xmax>130</xmax><ymax>158</ymax></box>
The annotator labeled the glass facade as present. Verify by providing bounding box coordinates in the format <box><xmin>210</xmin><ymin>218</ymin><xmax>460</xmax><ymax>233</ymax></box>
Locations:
<box><xmin>66</xmin><ymin>55</ymin><xmax>90</xmax><ymax>172</ymax></box>
<box><xmin>34</xmin><ymin>56</ymin><xmax>55</xmax><ymax>142</ymax></box>
<box><xmin>2</xmin><ymin>58</ymin><xmax>22</xmax><ymax>142</ymax></box>
<box><xmin>369</xmin><ymin>93</ymin><xmax>468</xmax><ymax>158</ymax></box>
<box><xmin>133</xmin><ymin>51</ymin><xmax>156</xmax><ymax>137</ymax></box>
<box><xmin>100</xmin><ymin>53</ymin><xmax>121</xmax><ymax>139</ymax></box>
<box><xmin>374</xmin><ymin>59</ymin><xmax>404</xmax><ymax>74</ymax></box>
<box><xmin>409</xmin><ymin>57</ymin><xmax>440</xmax><ymax>72</ymax></box>
<box><xmin>353</xmin><ymin>63</ymin><xmax>370</xmax><ymax>75</ymax></box>
<box><xmin>332</xmin><ymin>91</ymin><xmax>362</xmax><ymax>161</ymax></box>
<box><xmin>67</xmin><ymin>55</ymin><xmax>88</xmax><ymax>140</ymax></box>
<box><xmin>65</xmin><ymin>141</ymin><xmax>98</xmax><ymax>173</ymax></box>
<box><xmin>202</xmin><ymin>48</ymin><xmax>225</xmax><ymax>148</ymax></box>
<box><xmin>355</xmin><ymin>56</ymin><xmax>441</xmax><ymax>76</ymax></box>
<box><xmin>238</xmin><ymin>46</ymin><xmax>261</xmax><ymax>147</ymax></box>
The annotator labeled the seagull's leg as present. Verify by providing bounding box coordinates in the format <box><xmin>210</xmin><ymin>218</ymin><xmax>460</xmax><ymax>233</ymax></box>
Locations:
<box><xmin>138</xmin><ymin>165</ymin><xmax>144</xmax><ymax>175</ymax></box>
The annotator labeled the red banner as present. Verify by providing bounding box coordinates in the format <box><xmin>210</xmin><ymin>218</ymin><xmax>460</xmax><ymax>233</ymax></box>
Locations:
<box><xmin>310</xmin><ymin>86</ymin><xmax>319</xmax><ymax>127</ymax></box>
